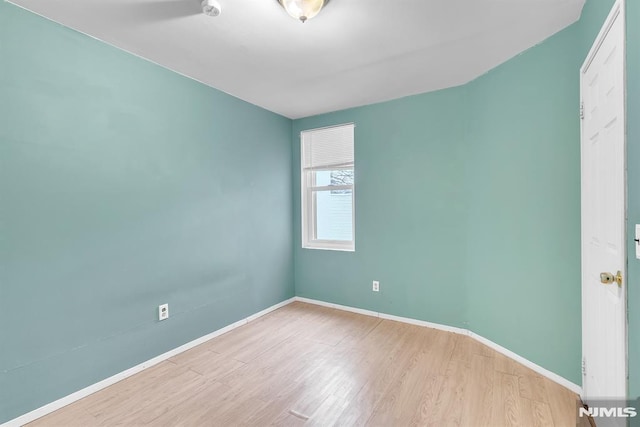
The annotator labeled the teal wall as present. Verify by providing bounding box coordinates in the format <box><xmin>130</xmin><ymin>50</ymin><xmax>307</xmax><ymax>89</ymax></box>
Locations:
<box><xmin>293</xmin><ymin>87</ymin><xmax>470</xmax><ymax>328</ymax></box>
<box><xmin>463</xmin><ymin>25</ymin><xmax>583</xmax><ymax>384</ymax></box>
<box><xmin>0</xmin><ymin>2</ymin><xmax>293</xmax><ymax>423</ymax></box>
<box><xmin>293</xmin><ymin>0</ymin><xmax>619</xmax><ymax>387</ymax></box>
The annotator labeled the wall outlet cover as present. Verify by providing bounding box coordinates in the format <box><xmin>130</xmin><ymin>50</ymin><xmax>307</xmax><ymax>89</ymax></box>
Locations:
<box><xmin>158</xmin><ymin>304</ymin><xmax>169</xmax><ymax>321</ymax></box>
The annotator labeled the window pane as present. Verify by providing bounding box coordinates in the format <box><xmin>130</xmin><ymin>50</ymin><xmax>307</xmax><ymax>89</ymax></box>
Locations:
<box><xmin>315</xmin><ymin>170</ymin><xmax>332</xmax><ymax>186</ymax></box>
<box><xmin>330</xmin><ymin>169</ymin><xmax>353</xmax><ymax>187</ymax></box>
<box><xmin>313</xmin><ymin>169</ymin><xmax>354</xmax><ymax>189</ymax></box>
<box><xmin>314</xmin><ymin>189</ymin><xmax>353</xmax><ymax>241</ymax></box>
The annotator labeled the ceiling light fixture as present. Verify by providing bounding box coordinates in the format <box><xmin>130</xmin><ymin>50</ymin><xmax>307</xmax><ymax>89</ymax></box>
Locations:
<box><xmin>277</xmin><ymin>0</ymin><xmax>329</xmax><ymax>23</ymax></box>
<box><xmin>201</xmin><ymin>0</ymin><xmax>221</xmax><ymax>17</ymax></box>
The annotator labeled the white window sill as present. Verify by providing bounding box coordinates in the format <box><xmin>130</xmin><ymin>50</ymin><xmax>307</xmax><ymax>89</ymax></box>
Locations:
<box><xmin>302</xmin><ymin>241</ymin><xmax>355</xmax><ymax>252</ymax></box>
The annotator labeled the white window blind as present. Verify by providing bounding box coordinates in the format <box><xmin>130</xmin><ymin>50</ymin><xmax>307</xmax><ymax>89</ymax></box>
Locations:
<box><xmin>302</xmin><ymin>124</ymin><xmax>354</xmax><ymax>171</ymax></box>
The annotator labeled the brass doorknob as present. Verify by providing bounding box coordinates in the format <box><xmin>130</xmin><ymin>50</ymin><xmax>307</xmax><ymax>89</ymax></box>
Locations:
<box><xmin>600</xmin><ymin>271</ymin><xmax>623</xmax><ymax>287</ymax></box>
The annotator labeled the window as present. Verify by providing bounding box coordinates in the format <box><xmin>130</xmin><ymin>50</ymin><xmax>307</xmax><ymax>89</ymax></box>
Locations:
<box><xmin>301</xmin><ymin>123</ymin><xmax>355</xmax><ymax>251</ymax></box>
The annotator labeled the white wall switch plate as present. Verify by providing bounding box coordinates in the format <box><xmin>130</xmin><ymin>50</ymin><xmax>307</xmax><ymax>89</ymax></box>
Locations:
<box><xmin>636</xmin><ymin>225</ymin><xmax>640</xmax><ymax>259</ymax></box>
<box><xmin>158</xmin><ymin>304</ymin><xmax>169</xmax><ymax>321</ymax></box>
<box><xmin>372</xmin><ymin>281</ymin><xmax>380</xmax><ymax>292</ymax></box>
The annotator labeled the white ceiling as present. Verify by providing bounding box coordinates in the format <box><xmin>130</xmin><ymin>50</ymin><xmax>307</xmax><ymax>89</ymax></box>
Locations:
<box><xmin>9</xmin><ymin>0</ymin><xmax>585</xmax><ymax>119</ymax></box>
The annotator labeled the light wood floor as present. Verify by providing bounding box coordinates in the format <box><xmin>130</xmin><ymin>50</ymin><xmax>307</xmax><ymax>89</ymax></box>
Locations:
<box><xmin>29</xmin><ymin>302</ymin><xmax>586</xmax><ymax>426</ymax></box>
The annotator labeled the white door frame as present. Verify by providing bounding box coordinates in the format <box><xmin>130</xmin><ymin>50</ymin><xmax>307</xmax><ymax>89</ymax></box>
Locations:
<box><xmin>580</xmin><ymin>0</ymin><xmax>627</xmax><ymax>401</ymax></box>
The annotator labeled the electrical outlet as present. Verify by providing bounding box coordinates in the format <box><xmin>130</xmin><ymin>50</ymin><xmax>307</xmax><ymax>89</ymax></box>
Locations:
<box><xmin>372</xmin><ymin>281</ymin><xmax>380</xmax><ymax>292</ymax></box>
<box><xmin>158</xmin><ymin>304</ymin><xmax>169</xmax><ymax>321</ymax></box>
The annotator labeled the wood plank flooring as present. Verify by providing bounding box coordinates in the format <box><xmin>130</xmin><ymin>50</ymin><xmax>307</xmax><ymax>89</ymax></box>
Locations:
<box><xmin>28</xmin><ymin>302</ymin><xmax>586</xmax><ymax>426</ymax></box>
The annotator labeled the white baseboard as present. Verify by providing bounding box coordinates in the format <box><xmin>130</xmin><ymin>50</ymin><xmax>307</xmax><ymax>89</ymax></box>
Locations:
<box><xmin>294</xmin><ymin>296</ymin><xmax>582</xmax><ymax>396</ymax></box>
<box><xmin>5</xmin><ymin>295</ymin><xmax>582</xmax><ymax>426</ymax></box>
<box><xmin>467</xmin><ymin>331</ymin><xmax>582</xmax><ymax>395</ymax></box>
<box><xmin>2</xmin><ymin>297</ymin><xmax>296</xmax><ymax>427</ymax></box>
<box><xmin>294</xmin><ymin>297</ymin><xmax>469</xmax><ymax>336</ymax></box>
<box><xmin>294</xmin><ymin>296</ymin><xmax>380</xmax><ymax>318</ymax></box>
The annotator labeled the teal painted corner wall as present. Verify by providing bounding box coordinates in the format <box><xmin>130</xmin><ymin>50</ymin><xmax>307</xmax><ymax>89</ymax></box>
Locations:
<box><xmin>0</xmin><ymin>2</ymin><xmax>293</xmax><ymax>423</ymax></box>
<box><xmin>293</xmin><ymin>0</ymin><xmax>618</xmax><ymax>387</ymax></box>
<box><xmin>293</xmin><ymin>87</ymin><xmax>470</xmax><ymax>329</ymax></box>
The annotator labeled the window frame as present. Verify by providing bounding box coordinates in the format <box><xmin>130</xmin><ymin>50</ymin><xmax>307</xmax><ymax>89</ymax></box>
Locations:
<box><xmin>301</xmin><ymin>123</ymin><xmax>355</xmax><ymax>252</ymax></box>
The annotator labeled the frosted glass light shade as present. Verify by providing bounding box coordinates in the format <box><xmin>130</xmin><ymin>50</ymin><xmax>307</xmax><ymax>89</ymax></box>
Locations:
<box><xmin>278</xmin><ymin>0</ymin><xmax>327</xmax><ymax>23</ymax></box>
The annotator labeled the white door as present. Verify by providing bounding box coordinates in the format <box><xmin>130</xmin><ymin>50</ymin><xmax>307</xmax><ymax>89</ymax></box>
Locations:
<box><xmin>580</xmin><ymin>0</ymin><xmax>626</xmax><ymax>407</ymax></box>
